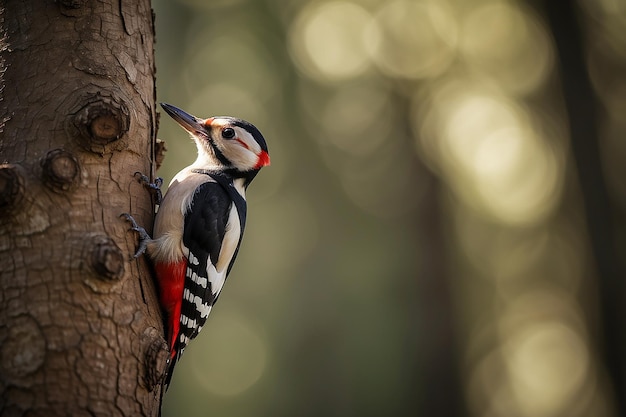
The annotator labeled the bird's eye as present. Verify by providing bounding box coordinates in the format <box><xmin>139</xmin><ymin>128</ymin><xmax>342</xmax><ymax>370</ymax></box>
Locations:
<box><xmin>221</xmin><ymin>128</ymin><xmax>236</xmax><ymax>139</ymax></box>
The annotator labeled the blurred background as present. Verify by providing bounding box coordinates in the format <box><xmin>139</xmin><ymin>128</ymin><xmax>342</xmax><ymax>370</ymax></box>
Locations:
<box><xmin>151</xmin><ymin>0</ymin><xmax>626</xmax><ymax>416</ymax></box>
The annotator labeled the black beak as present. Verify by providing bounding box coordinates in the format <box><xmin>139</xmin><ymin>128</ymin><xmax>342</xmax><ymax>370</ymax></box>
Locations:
<box><xmin>160</xmin><ymin>103</ymin><xmax>204</xmax><ymax>134</ymax></box>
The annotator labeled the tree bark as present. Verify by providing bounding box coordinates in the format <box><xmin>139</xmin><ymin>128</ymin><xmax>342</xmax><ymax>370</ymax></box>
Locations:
<box><xmin>0</xmin><ymin>1</ymin><xmax>166</xmax><ymax>416</ymax></box>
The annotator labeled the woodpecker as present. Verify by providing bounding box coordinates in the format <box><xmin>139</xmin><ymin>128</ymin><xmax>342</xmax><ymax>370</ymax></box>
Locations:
<box><xmin>122</xmin><ymin>103</ymin><xmax>270</xmax><ymax>388</ymax></box>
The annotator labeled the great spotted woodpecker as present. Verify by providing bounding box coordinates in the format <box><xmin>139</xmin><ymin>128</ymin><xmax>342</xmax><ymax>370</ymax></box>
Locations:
<box><xmin>122</xmin><ymin>103</ymin><xmax>270</xmax><ymax>388</ymax></box>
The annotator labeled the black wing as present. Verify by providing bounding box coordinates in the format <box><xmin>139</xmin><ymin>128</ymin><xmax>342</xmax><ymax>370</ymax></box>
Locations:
<box><xmin>176</xmin><ymin>181</ymin><xmax>232</xmax><ymax>355</ymax></box>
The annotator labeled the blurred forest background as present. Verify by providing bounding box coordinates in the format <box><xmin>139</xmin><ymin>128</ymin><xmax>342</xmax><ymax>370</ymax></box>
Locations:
<box><xmin>151</xmin><ymin>0</ymin><xmax>626</xmax><ymax>416</ymax></box>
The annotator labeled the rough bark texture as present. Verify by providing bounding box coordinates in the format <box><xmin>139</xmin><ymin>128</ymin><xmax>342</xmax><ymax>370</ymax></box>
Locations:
<box><xmin>0</xmin><ymin>1</ymin><xmax>166</xmax><ymax>416</ymax></box>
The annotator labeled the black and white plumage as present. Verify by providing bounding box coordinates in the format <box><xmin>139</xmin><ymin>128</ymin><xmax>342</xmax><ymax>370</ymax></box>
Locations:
<box><xmin>175</xmin><ymin>171</ymin><xmax>248</xmax><ymax>360</ymax></box>
<box><xmin>125</xmin><ymin>103</ymin><xmax>270</xmax><ymax>389</ymax></box>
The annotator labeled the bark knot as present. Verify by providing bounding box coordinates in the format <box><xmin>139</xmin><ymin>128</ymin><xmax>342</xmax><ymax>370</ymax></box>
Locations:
<box><xmin>41</xmin><ymin>149</ymin><xmax>80</xmax><ymax>193</ymax></box>
<box><xmin>0</xmin><ymin>164</ymin><xmax>25</xmax><ymax>214</ymax></box>
<box><xmin>68</xmin><ymin>93</ymin><xmax>130</xmax><ymax>154</ymax></box>
<box><xmin>141</xmin><ymin>327</ymin><xmax>168</xmax><ymax>391</ymax></box>
<box><xmin>0</xmin><ymin>315</ymin><xmax>46</xmax><ymax>381</ymax></box>
<box><xmin>90</xmin><ymin>235</ymin><xmax>125</xmax><ymax>281</ymax></box>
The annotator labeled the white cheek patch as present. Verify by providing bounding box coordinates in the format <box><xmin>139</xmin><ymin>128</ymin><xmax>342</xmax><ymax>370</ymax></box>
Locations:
<box><xmin>237</xmin><ymin>129</ymin><xmax>262</xmax><ymax>154</ymax></box>
<box><xmin>219</xmin><ymin>127</ymin><xmax>262</xmax><ymax>170</ymax></box>
<box><xmin>224</xmin><ymin>146</ymin><xmax>257</xmax><ymax>169</ymax></box>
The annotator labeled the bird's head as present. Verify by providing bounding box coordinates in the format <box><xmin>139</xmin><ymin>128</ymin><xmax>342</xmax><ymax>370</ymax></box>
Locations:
<box><xmin>160</xmin><ymin>103</ymin><xmax>270</xmax><ymax>183</ymax></box>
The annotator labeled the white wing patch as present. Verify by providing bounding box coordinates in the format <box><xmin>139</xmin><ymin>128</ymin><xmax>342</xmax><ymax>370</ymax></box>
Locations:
<box><xmin>175</xmin><ymin>177</ymin><xmax>246</xmax><ymax>363</ymax></box>
<box><xmin>207</xmin><ymin>203</ymin><xmax>241</xmax><ymax>298</ymax></box>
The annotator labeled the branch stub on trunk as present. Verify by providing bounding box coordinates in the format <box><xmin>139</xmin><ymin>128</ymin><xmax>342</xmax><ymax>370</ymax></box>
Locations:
<box><xmin>141</xmin><ymin>327</ymin><xmax>169</xmax><ymax>392</ymax></box>
<box><xmin>0</xmin><ymin>315</ymin><xmax>46</xmax><ymax>380</ymax></box>
<box><xmin>68</xmin><ymin>93</ymin><xmax>130</xmax><ymax>155</ymax></box>
<box><xmin>41</xmin><ymin>149</ymin><xmax>80</xmax><ymax>193</ymax></box>
<box><xmin>0</xmin><ymin>164</ymin><xmax>25</xmax><ymax>214</ymax></box>
<box><xmin>89</xmin><ymin>235</ymin><xmax>125</xmax><ymax>281</ymax></box>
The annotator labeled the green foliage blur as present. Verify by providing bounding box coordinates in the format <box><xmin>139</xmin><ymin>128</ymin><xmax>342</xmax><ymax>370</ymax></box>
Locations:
<box><xmin>152</xmin><ymin>0</ymin><xmax>626</xmax><ymax>416</ymax></box>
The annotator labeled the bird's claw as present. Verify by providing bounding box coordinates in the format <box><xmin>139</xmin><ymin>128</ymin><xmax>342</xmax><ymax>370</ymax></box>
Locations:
<box><xmin>135</xmin><ymin>171</ymin><xmax>163</xmax><ymax>205</ymax></box>
<box><xmin>120</xmin><ymin>213</ymin><xmax>151</xmax><ymax>258</ymax></box>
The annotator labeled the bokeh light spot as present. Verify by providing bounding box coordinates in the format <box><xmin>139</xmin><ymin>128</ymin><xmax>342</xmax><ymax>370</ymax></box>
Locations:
<box><xmin>506</xmin><ymin>321</ymin><xmax>589</xmax><ymax>417</ymax></box>
<box><xmin>416</xmin><ymin>82</ymin><xmax>563</xmax><ymax>226</ymax></box>
<box><xmin>499</xmin><ymin>292</ymin><xmax>591</xmax><ymax>417</ymax></box>
<box><xmin>186</xmin><ymin>312</ymin><xmax>267</xmax><ymax>397</ymax></box>
<box><xmin>289</xmin><ymin>1</ymin><xmax>375</xmax><ymax>82</ymax></box>
<box><xmin>459</xmin><ymin>2</ymin><xmax>553</xmax><ymax>95</ymax></box>
<box><xmin>368</xmin><ymin>0</ymin><xmax>457</xmax><ymax>79</ymax></box>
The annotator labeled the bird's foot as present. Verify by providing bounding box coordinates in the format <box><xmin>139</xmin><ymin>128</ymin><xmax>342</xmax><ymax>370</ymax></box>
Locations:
<box><xmin>120</xmin><ymin>213</ymin><xmax>152</xmax><ymax>258</ymax></box>
<box><xmin>135</xmin><ymin>172</ymin><xmax>164</xmax><ymax>205</ymax></box>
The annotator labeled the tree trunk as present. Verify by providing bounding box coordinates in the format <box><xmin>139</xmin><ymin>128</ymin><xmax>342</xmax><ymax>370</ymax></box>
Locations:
<box><xmin>544</xmin><ymin>1</ymin><xmax>625</xmax><ymax>413</ymax></box>
<box><xmin>0</xmin><ymin>1</ymin><xmax>166</xmax><ymax>416</ymax></box>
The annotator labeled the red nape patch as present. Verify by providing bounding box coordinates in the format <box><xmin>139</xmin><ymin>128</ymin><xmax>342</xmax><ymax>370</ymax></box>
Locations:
<box><xmin>254</xmin><ymin>150</ymin><xmax>271</xmax><ymax>169</ymax></box>
<box><xmin>155</xmin><ymin>261</ymin><xmax>186</xmax><ymax>357</ymax></box>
